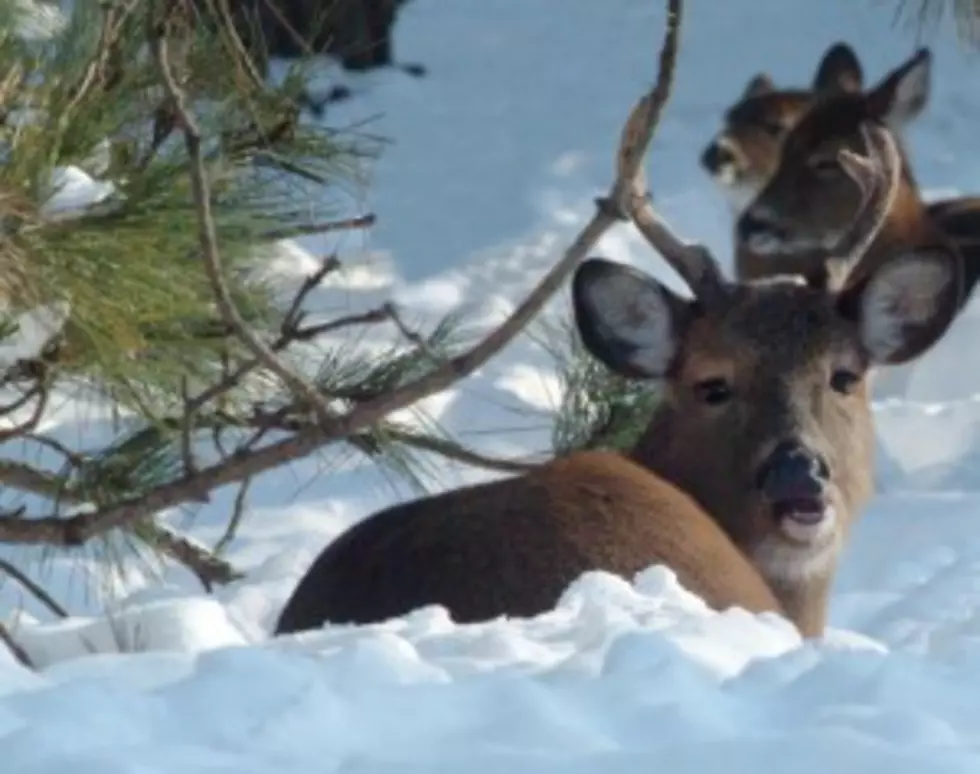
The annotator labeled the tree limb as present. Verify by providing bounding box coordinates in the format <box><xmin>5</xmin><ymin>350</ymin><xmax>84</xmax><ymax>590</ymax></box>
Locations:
<box><xmin>0</xmin><ymin>0</ymin><xmax>684</xmax><ymax>545</ymax></box>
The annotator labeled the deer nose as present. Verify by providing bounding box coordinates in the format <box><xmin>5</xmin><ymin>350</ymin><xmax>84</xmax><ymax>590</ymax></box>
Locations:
<box><xmin>701</xmin><ymin>140</ymin><xmax>736</xmax><ymax>173</ymax></box>
<box><xmin>737</xmin><ymin>207</ymin><xmax>784</xmax><ymax>244</ymax></box>
<box><xmin>754</xmin><ymin>440</ymin><xmax>830</xmax><ymax>502</ymax></box>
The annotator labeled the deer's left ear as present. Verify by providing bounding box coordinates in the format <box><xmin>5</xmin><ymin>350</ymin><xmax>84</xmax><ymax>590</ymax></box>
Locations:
<box><xmin>572</xmin><ymin>257</ymin><xmax>694</xmax><ymax>380</ymax></box>
<box><xmin>812</xmin><ymin>42</ymin><xmax>864</xmax><ymax>94</ymax></box>
<box><xmin>742</xmin><ymin>73</ymin><xmax>775</xmax><ymax>100</ymax></box>
<box><xmin>838</xmin><ymin>247</ymin><xmax>963</xmax><ymax>365</ymax></box>
<box><xmin>866</xmin><ymin>48</ymin><xmax>932</xmax><ymax>128</ymax></box>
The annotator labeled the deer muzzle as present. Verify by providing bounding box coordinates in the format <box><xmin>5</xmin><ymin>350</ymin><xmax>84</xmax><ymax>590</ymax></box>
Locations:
<box><xmin>755</xmin><ymin>440</ymin><xmax>833</xmax><ymax>542</ymax></box>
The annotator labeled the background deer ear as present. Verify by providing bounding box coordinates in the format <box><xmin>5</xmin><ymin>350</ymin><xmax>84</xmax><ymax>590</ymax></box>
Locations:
<box><xmin>742</xmin><ymin>73</ymin><xmax>775</xmax><ymax>100</ymax></box>
<box><xmin>812</xmin><ymin>42</ymin><xmax>864</xmax><ymax>94</ymax></box>
<box><xmin>866</xmin><ymin>48</ymin><xmax>932</xmax><ymax>128</ymax></box>
<box><xmin>839</xmin><ymin>248</ymin><xmax>965</xmax><ymax>365</ymax></box>
<box><xmin>572</xmin><ymin>258</ymin><xmax>693</xmax><ymax>380</ymax></box>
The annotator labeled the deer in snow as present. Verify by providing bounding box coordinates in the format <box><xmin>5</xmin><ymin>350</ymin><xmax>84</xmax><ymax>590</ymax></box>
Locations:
<box><xmin>700</xmin><ymin>42</ymin><xmax>926</xmax><ymax>221</ymax></box>
<box><xmin>735</xmin><ymin>47</ymin><xmax>980</xmax><ymax>313</ymax></box>
<box><xmin>274</xmin><ymin>121</ymin><xmax>967</xmax><ymax>641</ymax></box>
<box><xmin>701</xmin><ymin>42</ymin><xmax>980</xmax><ymax>284</ymax></box>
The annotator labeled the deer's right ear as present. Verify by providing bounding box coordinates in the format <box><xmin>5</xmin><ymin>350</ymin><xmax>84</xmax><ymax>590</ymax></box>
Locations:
<box><xmin>839</xmin><ymin>248</ymin><xmax>963</xmax><ymax>365</ymax></box>
<box><xmin>866</xmin><ymin>48</ymin><xmax>932</xmax><ymax>128</ymax></box>
<box><xmin>572</xmin><ymin>258</ymin><xmax>692</xmax><ymax>380</ymax></box>
<box><xmin>812</xmin><ymin>42</ymin><xmax>864</xmax><ymax>94</ymax></box>
<box><xmin>742</xmin><ymin>73</ymin><xmax>775</xmax><ymax>100</ymax></box>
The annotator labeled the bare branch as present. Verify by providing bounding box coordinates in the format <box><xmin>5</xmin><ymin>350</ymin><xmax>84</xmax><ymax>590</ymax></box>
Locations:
<box><xmin>0</xmin><ymin>382</ymin><xmax>49</xmax><ymax>443</ymax></box>
<box><xmin>0</xmin><ymin>621</ymin><xmax>32</xmax><ymax>669</ymax></box>
<box><xmin>213</xmin><ymin>477</ymin><xmax>252</xmax><ymax>556</ymax></box>
<box><xmin>0</xmin><ymin>557</ymin><xmax>68</xmax><ymax>618</ymax></box>
<box><xmin>141</xmin><ymin>519</ymin><xmax>243</xmax><ymax>591</ymax></box>
<box><xmin>261</xmin><ymin>214</ymin><xmax>376</xmax><ymax>242</ymax></box>
<box><xmin>0</xmin><ymin>460</ymin><xmax>74</xmax><ymax>501</ymax></box>
<box><xmin>614</xmin><ymin>0</ymin><xmax>727</xmax><ymax>297</ymax></box>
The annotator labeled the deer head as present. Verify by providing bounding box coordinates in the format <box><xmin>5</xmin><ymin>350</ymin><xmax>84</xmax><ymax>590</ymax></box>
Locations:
<box><xmin>735</xmin><ymin>48</ymin><xmax>934</xmax><ymax>273</ymax></box>
<box><xmin>574</xmin><ymin>124</ymin><xmax>964</xmax><ymax>633</ymax></box>
<box><xmin>701</xmin><ymin>43</ymin><xmax>931</xmax><ymax>215</ymax></box>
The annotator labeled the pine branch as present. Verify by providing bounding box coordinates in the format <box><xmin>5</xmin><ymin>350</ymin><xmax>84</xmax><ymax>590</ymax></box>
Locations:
<box><xmin>0</xmin><ymin>0</ymin><xmax>684</xmax><ymax>547</ymax></box>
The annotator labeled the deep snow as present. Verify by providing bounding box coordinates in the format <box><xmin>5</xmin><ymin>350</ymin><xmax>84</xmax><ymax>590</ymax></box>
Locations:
<box><xmin>3</xmin><ymin>0</ymin><xmax>980</xmax><ymax>771</ymax></box>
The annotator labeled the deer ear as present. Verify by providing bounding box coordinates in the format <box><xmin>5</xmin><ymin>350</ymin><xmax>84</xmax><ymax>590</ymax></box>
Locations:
<box><xmin>743</xmin><ymin>73</ymin><xmax>775</xmax><ymax>100</ymax></box>
<box><xmin>839</xmin><ymin>248</ymin><xmax>963</xmax><ymax>365</ymax></box>
<box><xmin>572</xmin><ymin>258</ymin><xmax>693</xmax><ymax>380</ymax></box>
<box><xmin>866</xmin><ymin>48</ymin><xmax>932</xmax><ymax>128</ymax></box>
<box><xmin>812</xmin><ymin>42</ymin><xmax>864</xmax><ymax>94</ymax></box>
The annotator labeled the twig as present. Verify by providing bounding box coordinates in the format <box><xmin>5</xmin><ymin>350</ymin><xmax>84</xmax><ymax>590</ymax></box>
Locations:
<box><xmin>179</xmin><ymin>377</ymin><xmax>199</xmax><ymax>481</ymax></box>
<box><xmin>0</xmin><ymin>383</ymin><xmax>49</xmax><ymax>443</ymax></box>
<box><xmin>381</xmin><ymin>302</ymin><xmax>440</xmax><ymax>363</ymax></box>
<box><xmin>149</xmin><ymin>13</ymin><xmax>343</xmax><ymax>430</ymax></box>
<box><xmin>0</xmin><ymin>0</ymin><xmax>684</xmax><ymax>545</ymax></box>
<box><xmin>261</xmin><ymin>213</ymin><xmax>376</xmax><ymax>242</ymax></box>
<box><xmin>383</xmin><ymin>429</ymin><xmax>539</xmax><ymax>473</ymax></box>
<box><xmin>0</xmin><ymin>460</ymin><xmax>74</xmax><ymax>501</ymax></box>
<box><xmin>141</xmin><ymin>519</ymin><xmax>243</xmax><ymax>591</ymax></box>
<box><xmin>0</xmin><ymin>621</ymin><xmax>32</xmax><ymax>669</ymax></box>
<box><xmin>213</xmin><ymin>477</ymin><xmax>252</xmax><ymax>556</ymax></box>
<box><xmin>59</xmin><ymin>0</ymin><xmax>138</xmax><ymax>126</ymax></box>
<box><xmin>0</xmin><ymin>557</ymin><xmax>68</xmax><ymax>618</ymax></box>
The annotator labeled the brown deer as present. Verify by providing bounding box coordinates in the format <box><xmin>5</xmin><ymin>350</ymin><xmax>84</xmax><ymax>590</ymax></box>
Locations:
<box><xmin>274</xmin><ymin>124</ymin><xmax>966</xmax><ymax>641</ymax></box>
<box><xmin>736</xmin><ymin>47</ymin><xmax>980</xmax><ymax>304</ymax></box>
<box><xmin>701</xmin><ymin>44</ymin><xmax>951</xmax><ymax>282</ymax></box>
<box><xmin>701</xmin><ymin>41</ymin><xmax>874</xmax><ymax>217</ymax></box>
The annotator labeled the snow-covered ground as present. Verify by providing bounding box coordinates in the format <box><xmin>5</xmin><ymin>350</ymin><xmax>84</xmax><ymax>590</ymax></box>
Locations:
<box><xmin>4</xmin><ymin>0</ymin><xmax>980</xmax><ymax>771</ymax></box>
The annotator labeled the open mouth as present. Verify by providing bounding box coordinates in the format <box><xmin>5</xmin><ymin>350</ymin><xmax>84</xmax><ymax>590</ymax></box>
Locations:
<box><xmin>771</xmin><ymin>497</ymin><xmax>833</xmax><ymax>542</ymax></box>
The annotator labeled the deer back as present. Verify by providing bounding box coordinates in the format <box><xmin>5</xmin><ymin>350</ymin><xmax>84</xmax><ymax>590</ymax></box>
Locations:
<box><xmin>274</xmin><ymin>450</ymin><xmax>785</xmax><ymax>634</ymax></box>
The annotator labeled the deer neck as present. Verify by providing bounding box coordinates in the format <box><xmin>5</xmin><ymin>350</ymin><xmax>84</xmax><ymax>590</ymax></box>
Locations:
<box><xmin>768</xmin><ymin>571</ymin><xmax>834</xmax><ymax>638</ymax></box>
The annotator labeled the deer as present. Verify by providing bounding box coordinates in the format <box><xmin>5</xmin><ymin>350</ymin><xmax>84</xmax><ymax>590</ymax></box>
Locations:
<box><xmin>735</xmin><ymin>47</ymin><xmax>980</xmax><ymax>315</ymax></box>
<box><xmin>699</xmin><ymin>43</ymin><xmax>980</xmax><ymax>284</ymax></box>
<box><xmin>274</xmin><ymin>122</ymin><xmax>967</xmax><ymax>642</ymax></box>
<box><xmin>701</xmin><ymin>41</ymin><xmax>876</xmax><ymax>219</ymax></box>
<box><xmin>699</xmin><ymin>42</ymin><xmax>980</xmax><ymax>286</ymax></box>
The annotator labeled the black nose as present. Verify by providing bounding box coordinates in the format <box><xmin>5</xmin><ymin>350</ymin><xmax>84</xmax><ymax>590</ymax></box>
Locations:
<box><xmin>737</xmin><ymin>209</ymin><xmax>781</xmax><ymax>243</ymax></box>
<box><xmin>701</xmin><ymin>141</ymin><xmax>735</xmax><ymax>173</ymax></box>
<box><xmin>755</xmin><ymin>441</ymin><xmax>830</xmax><ymax>502</ymax></box>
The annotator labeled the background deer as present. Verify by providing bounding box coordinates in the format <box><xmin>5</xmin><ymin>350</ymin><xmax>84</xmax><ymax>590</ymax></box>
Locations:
<box><xmin>274</xmin><ymin>124</ymin><xmax>965</xmax><ymax>641</ymax></box>
<box><xmin>701</xmin><ymin>41</ymin><xmax>873</xmax><ymax>217</ymax></box>
<box><xmin>700</xmin><ymin>44</ymin><xmax>965</xmax><ymax>283</ymax></box>
<box><xmin>736</xmin><ymin>48</ymin><xmax>980</xmax><ymax>310</ymax></box>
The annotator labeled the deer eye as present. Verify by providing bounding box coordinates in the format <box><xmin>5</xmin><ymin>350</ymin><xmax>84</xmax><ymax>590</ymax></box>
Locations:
<box><xmin>830</xmin><ymin>369</ymin><xmax>860</xmax><ymax>395</ymax></box>
<box><xmin>809</xmin><ymin>156</ymin><xmax>840</xmax><ymax>178</ymax></box>
<box><xmin>756</xmin><ymin>120</ymin><xmax>784</xmax><ymax>138</ymax></box>
<box><xmin>693</xmin><ymin>377</ymin><xmax>734</xmax><ymax>405</ymax></box>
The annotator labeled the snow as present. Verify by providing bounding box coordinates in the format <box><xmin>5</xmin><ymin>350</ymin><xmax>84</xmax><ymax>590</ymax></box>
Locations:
<box><xmin>2</xmin><ymin>0</ymin><xmax>980</xmax><ymax>771</ymax></box>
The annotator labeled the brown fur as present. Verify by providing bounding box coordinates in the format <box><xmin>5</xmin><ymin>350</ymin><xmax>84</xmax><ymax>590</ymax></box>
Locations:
<box><xmin>274</xmin><ymin>451</ymin><xmax>784</xmax><ymax>632</ymax></box>
<box><xmin>624</xmin><ymin>283</ymin><xmax>876</xmax><ymax>634</ymax></box>
<box><xmin>738</xmin><ymin>60</ymin><xmax>980</xmax><ymax>309</ymax></box>
<box><xmin>701</xmin><ymin>42</ymin><xmax>868</xmax><ymax>216</ymax></box>
<box><xmin>698</xmin><ymin>43</ymin><xmax>974</xmax><ymax>283</ymax></box>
